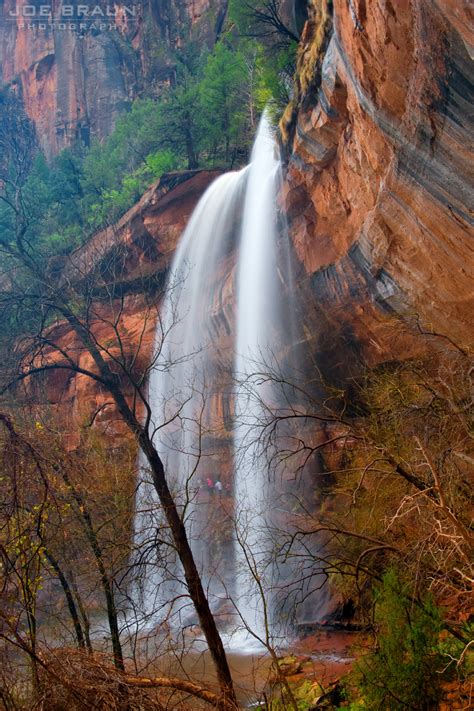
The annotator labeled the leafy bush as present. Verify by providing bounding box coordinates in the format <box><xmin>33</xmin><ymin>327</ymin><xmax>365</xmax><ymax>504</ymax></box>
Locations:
<box><xmin>145</xmin><ymin>149</ymin><xmax>179</xmax><ymax>178</ymax></box>
<box><xmin>348</xmin><ymin>570</ymin><xmax>445</xmax><ymax>710</ymax></box>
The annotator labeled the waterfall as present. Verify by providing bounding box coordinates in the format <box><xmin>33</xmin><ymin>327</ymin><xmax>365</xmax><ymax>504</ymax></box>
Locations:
<box><xmin>231</xmin><ymin>114</ymin><xmax>283</xmax><ymax>649</ymax></box>
<box><xmin>134</xmin><ymin>168</ymin><xmax>247</xmax><ymax>625</ymax></box>
<box><xmin>135</xmin><ymin>112</ymin><xmax>297</xmax><ymax>647</ymax></box>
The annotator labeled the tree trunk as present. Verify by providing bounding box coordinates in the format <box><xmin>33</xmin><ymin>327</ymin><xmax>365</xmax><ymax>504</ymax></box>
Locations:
<box><xmin>186</xmin><ymin>128</ymin><xmax>198</xmax><ymax>170</ymax></box>
<box><xmin>124</xmin><ymin>672</ymin><xmax>237</xmax><ymax>710</ymax></box>
<box><xmin>24</xmin><ymin>306</ymin><xmax>237</xmax><ymax>705</ymax></box>
<box><xmin>58</xmin><ymin>463</ymin><xmax>124</xmax><ymax>671</ymax></box>
<box><xmin>44</xmin><ymin>549</ymin><xmax>86</xmax><ymax>650</ymax></box>
<box><xmin>138</xmin><ymin>432</ymin><xmax>237</xmax><ymax>707</ymax></box>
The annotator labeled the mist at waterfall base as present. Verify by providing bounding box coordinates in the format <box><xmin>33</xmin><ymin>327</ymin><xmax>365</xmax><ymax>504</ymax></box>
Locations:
<box><xmin>133</xmin><ymin>114</ymin><xmax>328</xmax><ymax>654</ymax></box>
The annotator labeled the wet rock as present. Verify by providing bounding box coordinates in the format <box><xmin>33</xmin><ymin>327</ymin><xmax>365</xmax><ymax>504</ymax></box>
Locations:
<box><xmin>276</xmin><ymin>655</ymin><xmax>312</xmax><ymax>677</ymax></box>
<box><xmin>284</xmin><ymin>0</ymin><xmax>473</xmax><ymax>362</ymax></box>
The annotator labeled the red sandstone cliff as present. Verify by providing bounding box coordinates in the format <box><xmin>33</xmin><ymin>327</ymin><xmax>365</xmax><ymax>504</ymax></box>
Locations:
<box><xmin>30</xmin><ymin>170</ymin><xmax>221</xmax><ymax>446</ymax></box>
<box><xmin>282</xmin><ymin>0</ymin><xmax>472</xmax><ymax>373</ymax></box>
<box><xmin>29</xmin><ymin>0</ymin><xmax>473</xmax><ymax>442</ymax></box>
<box><xmin>0</xmin><ymin>0</ymin><xmax>227</xmax><ymax>157</ymax></box>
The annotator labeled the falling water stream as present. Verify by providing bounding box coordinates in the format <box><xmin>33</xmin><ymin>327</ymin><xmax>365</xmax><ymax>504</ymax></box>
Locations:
<box><xmin>231</xmin><ymin>115</ymin><xmax>284</xmax><ymax>650</ymax></box>
<box><xmin>134</xmin><ymin>167</ymin><xmax>247</xmax><ymax>626</ymax></box>
<box><xmin>135</xmin><ymin>112</ymin><xmax>299</xmax><ymax>651</ymax></box>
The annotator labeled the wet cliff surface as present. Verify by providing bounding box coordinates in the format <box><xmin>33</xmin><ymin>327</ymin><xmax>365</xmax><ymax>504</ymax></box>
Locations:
<box><xmin>0</xmin><ymin>0</ymin><xmax>227</xmax><ymax>157</ymax></box>
<box><xmin>282</xmin><ymin>0</ymin><xmax>473</xmax><ymax>376</ymax></box>
<box><xmin>31</xmin><ymin>0</ymin><xmax>473</xmax><ymax>441</ymax></box>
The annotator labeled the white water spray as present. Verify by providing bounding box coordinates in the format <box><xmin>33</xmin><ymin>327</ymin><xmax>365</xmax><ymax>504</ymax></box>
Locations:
<box><xmin>134</xmin><ymin>169</ymin><xmax>247</xmax><ymax>624</ymax></box>
<box><xmin>231</xmin><ymin>114</ymin><xmax>283</xmax><ymax>649</ymax></box>
<box><xmin>136</xmin><ymin>112</ymin><xmax>297</xmax><ymax>649</ymax></box>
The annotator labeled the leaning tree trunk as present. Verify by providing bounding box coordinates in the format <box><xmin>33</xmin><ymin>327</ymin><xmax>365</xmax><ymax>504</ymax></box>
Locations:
<box><xmin>138</xmin><ymin>432</ymin><xmax>237</xmax><ymax>707</ymax></box>
<box><xmin>61</xmin><ymin>313</ymin><xmax>238</xmax><ymax>707</ymax></box>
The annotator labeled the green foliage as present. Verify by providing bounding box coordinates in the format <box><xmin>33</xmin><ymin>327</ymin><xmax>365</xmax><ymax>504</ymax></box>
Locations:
<box><xmin>145</xmin><ymin>149</ymin><xmax>179</xmax><ymax>177</ymax></box>
<box><xmin>258</xmin><ymin>40</ymin><xmax>296</xmax><ymax>110</ymax></box>
<box><xmin>349</xmin><ymin>570</ymin><xmax>446</xmax><ymax>710</ymax></box>
<box><xmin>199</xmin><ymin>42</ymin><xmax>249</xmax><ymax>160</ymax></box>
<box><xmin>87</xmin><ymin>150</ymin><xmax>180</xmax><ymax>228</ymax></box>
<box><xmin>227</xmin><ymin>0</ymin><xmax>251</xmax><ymax>31</ymax></box>
<box><xmin>153</xmin><ymin>65</ymin><xmax>204</xmax><ymax>169</ymax></box>
<box><xmin>227</xmin><ymin>0</ymin><xmax>297</xmax><ymax>114</ymax></box>
<box><xmin>80</xmin><ymin>98</ymin><xmax>162</xmax><ymax>197</ymax></box>
<box><xmin>291</xmin><ymin>680</ymin><xmax>324</xmax><ymax>710</ymax></box>
<box><xmin>269</xmin><ymin>678</ymin><xmax>324</xmax><ymax>711</ymax></box>
<box><xmin>0</xmin><ymin>4</ymin><xmax>299</xmax><ymax>257</ymax></box>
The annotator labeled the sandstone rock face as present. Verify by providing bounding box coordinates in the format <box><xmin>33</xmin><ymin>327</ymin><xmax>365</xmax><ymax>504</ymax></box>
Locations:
<box><xmin>26</xmin><ymin>1</ymin><xmax>473</xmax><ymax>442</ymax></box>
<box><xmin>34</xmin><ymin>170</ymin><xmax>221</xmax><ymax>446</ymax></box>
<box><xmin>0</xmin><ymin>0</ymin><xmax>227</xmax><ymax>157</ymax></box>
<box><xmin>283</xmin><ymin>0</ymin><xmax>473</xmax><ymax>371</ymax></box>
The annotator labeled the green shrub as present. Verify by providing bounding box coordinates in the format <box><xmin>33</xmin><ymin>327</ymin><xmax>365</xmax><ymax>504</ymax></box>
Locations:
<box><xmin>145</xmin><ymin>149</ymin><xmax>180</xmax><ymax>178</ymax></box>
<box><xmin>351</xmin><ymin>570</ymin><xmax>445</xmax><ymax>710</ymax></box>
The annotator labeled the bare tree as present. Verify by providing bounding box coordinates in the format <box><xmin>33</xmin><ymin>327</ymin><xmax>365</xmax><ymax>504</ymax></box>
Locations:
<box><xmin>0</xmin><ymin>409</ymin><xmax>248</xmax><ymax>709</ymax></box>
<box><xmin>244</xmin><ymin>1</ymin><xmax>300</xmax><ymax>45</ymax></box>
<box><xmin>0</xmin><ymin>95</ymin><xmax>238</xmax><ymax>707</ymax></box>
<box><xmin>234</xmin><ymin>346</ymin><xmax>473</xmax><ymax>651</ymax></box>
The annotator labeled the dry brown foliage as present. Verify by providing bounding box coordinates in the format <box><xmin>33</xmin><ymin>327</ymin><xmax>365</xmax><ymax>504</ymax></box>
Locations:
<box><xmin>34</xmin><ymin>648</ymin><xmax>227</xmax><ymax>711</ymax></box>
